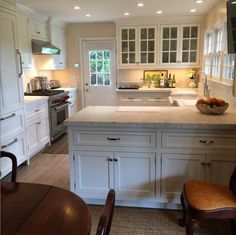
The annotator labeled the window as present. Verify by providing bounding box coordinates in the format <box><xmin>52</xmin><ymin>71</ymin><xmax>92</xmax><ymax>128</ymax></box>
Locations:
<box><xmin>203</xmin><ymin>24</ymin><xmax>234</xmax><ymax>83</ymax></box>
<box><xmin>89</xmin><ymin>50</ymin><xmax>111</xmax><ymax>86</ymax></box>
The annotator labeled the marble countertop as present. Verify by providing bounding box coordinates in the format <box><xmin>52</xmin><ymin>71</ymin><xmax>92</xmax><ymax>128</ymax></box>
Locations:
<box><xmin>24</xmin><ymin>96</ymin><xmax>49</xmax><ymax>108</ymax></box>
<box><xmin>65</xmin><ymin>103</ymin><xmax>236</xmax><ymax>130</ymax></box>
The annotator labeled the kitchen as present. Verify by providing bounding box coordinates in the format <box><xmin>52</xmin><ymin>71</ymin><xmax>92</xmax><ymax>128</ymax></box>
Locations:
<box><xmin>0</xmin><ymin>0</ymin><xmax>236</xmax><ymax>234</ymax></box>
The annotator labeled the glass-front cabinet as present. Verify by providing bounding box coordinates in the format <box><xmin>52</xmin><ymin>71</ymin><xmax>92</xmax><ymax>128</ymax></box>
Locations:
<box><xmin>118</xmin><ymin>26</ymin><xmax>157</xmax><ymax>68</ymax></box>
<box><xmin>160</xmin><ymin>24</ymin><xmax>200</xmax><ymax>66</ymax></box>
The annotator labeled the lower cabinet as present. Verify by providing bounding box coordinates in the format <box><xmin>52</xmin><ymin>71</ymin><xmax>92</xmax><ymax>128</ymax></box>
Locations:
<box><xmin>73</xmin><ymin>151</ymin><xmax>156</xmax><ymax>199</ymax></box>
<box><xmin>161</xmin><ymin>153</ymin><xmax>236</xmax><ymax>202</ymax></box>
<box><xmin>0</xmin><ymin>133</ymin><xmax>27</xmax><ymax>178</ymax></box>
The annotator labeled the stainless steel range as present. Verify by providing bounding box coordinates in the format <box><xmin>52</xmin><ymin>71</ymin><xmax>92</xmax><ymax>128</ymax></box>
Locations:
<box><xmin>25</xmin><ymin>89</ymin><xmax>69</xmax><ymax>141</ymax></box>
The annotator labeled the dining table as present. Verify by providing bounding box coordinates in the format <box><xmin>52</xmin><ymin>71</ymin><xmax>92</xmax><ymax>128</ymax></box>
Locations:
<box><xmin>1</xmin><ymin>181</ymin><xmax>92</xmax><ymax>235</ymax></box>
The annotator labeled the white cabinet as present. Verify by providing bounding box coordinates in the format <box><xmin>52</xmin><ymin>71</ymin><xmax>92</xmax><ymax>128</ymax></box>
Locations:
<box><xmin>0</xmin><ymin>9</ymin><xmax>24</xmax><ymax>115</ymax></box>
<box><xmin>50</xmin><ymin>25</ymin><xmax>66</xmax><ymax>68</ymax></box>
<box><xmin>16</xmin><ymin>11</ymin><xmax>32</xmax><ymax>68</ymax></box>
<box><xmin>73</xmin><ymin>151</ymin><xmax>156</xmax><ymax>199</ymax></box>
<box><xmin>25</xmin><ymin>101</ymin><xmax>50</xmax><ymax>158</ymax></box>
<box><xmin>117</xmin><ymin>25</ymin><xmax>157</xmax><ymax>68</ymax></box>
<box><xmin>29</xmin><ymin>15</ymin><xmax>48</xmax><ymax>40</ymax></box>
<box><xmin>160</xmin><ymin>24</ymin><xmax>200</xmax><ymax>67</ymax></box>
<box><xmin>65</xmin><ymin>88</ymin><xmax>78</xmax><ymax>117</ymax></box>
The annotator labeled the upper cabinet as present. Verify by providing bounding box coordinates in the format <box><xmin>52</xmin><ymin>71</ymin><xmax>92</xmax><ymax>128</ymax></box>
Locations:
<box><xmin>118</xmin><ymin>25</ymin><xmax>157</xmax><ymax>68</ymax></box>
<box><xmin>29</xmin><ymin>15</ymin><xmax>49</xmax><ymax>41</ymax></box>
<box><xmin>117</xmin><ymin>23</ymin><xmax>201</xmax><ymax>69</ymax></box>
<box><xmin>160</xmin><ymin>24</ymin><xmax>200</xmax><ymax>67</ymax></box>
<box><xmin>16</xmin><ymin>11</ymin><xmax>32</xmax><ymax>68</ymax></box>
<box><xmin>50</xmin><ymin>23</ymin><xmax>67</xmax><ymax>68</ymax></box>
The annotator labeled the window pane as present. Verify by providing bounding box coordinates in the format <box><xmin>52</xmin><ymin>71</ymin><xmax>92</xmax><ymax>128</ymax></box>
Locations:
<box><xmin>89</xmin><ymin>51</ymin><xmax>96</xmax><ymax>60</ymax></box>
<box><xmin>122</xmin><ymin>53</ymin><xmax>128</xmax><ymax>63</ymax></box>
<box><xmin>141</xmin><ymin>28</ymin><xmax>147</xmax><ymax>39</ymax></box>
<box><xmin>122</xmin><ymin>41</ymin><xmax>128</xmax><ymax>52</ymax></box>
<box><xmin>170</xmin><ymin>40</ymin><xmax>177</xmax><ymax>51</ymax></box>
<box><xmin>141</xmin><ymin>53</ymin><xmax>147</xmax><ymax>63</ymax></box>
<box><xmin>104</xmin><ymin>74</ymin><xmax>110</xmax><ymax>85</ymax></box>
<box><xmin>122</xmin><ymin>29</ymin><xmax>128</xmax><ymax>40</ymax></box>
<box><xmin>190</xmin><ymin>39</ymin><xmax>197</xmax><ymax>50</ymax></box>
<box><xmin>129</xmin><ymin>53</ymin><xmax>135</xmax><ymax>63</ymax></box>
<box><xmin>171</xmin><ymin>27</ymin><xmax>177</xmax><ymax>38</ymax></box>
<box><xmin>129</xmin><ymin>29</ymin><xmax>135</xmax><ymax>40</ymax></box>
<box><xmin>98</xmin><ymin>74</ymin><xmax>103</xmax><ymax>85</ymax></box>
<box><xmin>148</xmin><ymin>28</ymin><xmax>155</xmax><ymax>39</ymax></box>
<box><xmin>162</xmin><ymin>52</ymin><xmax>169</xmax><ymax>63</ymax></box>
<box><xmin>183</xmin><ymin>40</ymin><xmax>189</xmax><ymax>50</ymax></box>
<box><xmin>104</xmin><ymin>60</ymin><xmax>110</xmax><ymax>73</ymax></box>
<box><xmin>129</xmin><ymin>41</ymin><xmax>135</xmax><ymax>51</ymax></box>
<box><xmin>163</xmin><ymin>28</ymin><xmax>169</xmax><ymax>39</ymax></box>
<box><xmin>163</xmin><ymin>40</ymin><xmax>169</xmax><ymax>51</ymax></box>
<box><xmin>97</xmin><ymin>60</ymin><xmax>103</xmax><ymax>72</ymax></box>
<box><xmin>90</xmin><ymin>74</ymin><xmax>96</xmax><ymax>85</ymax></box>
<box><xmin>148</xmin><ymin>53</ymin><xmax>154</xmax><ymax>63</ymax></box>
<box><xmin>148</xmin><ymin>41</ymin><xmax>154</xmax><ymax>51</ymax></box>
<box><xmin>183</xmin><ymin>27</ymin><xmax>190</xmax><ymax>38</ymax></box>
<box><xmin>190</xmin><ymin>52</ymin><xmax>197</xmax><ymax>62</ymax></box>
<box><xmin>97</xmin><ymin>51</ymin><xmax>103</xmax><ymax>60</ymax></box>
<box><xmin>182</xmin><ymin>52</ymin><xmax>189</xmax><ymax>62</ymax></box>
<box><xmin>104</xmin><ymin>51</ymin><xmax>110</xmax><ymax>60</ymax></box>
<box><xmin>141</xmin><ymin>41</ymin><xmax>147</xmax><ymax>51</ymax></box>
<box><xmin>170</xmin><ymin>52</ymin><xmax>176</xmax><ymax>62</ymax></box>
<box><xmin>191</xmin><ymin>27</ymin><xmax>198</xmax><ymax>38</ymax></box>
<box><xmin>90</xmin><ymin>60</ymin><xmax>96</xmax><ymax>73</ymax></box>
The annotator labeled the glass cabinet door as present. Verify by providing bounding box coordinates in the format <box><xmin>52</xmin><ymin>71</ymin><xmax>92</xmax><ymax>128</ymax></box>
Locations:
<box><xmin>139</xmin><ymin>27</ymin><xmax>156</xmax><ymax>64</ymax></box>
<box><xmin>181</xmin><ymin>26</ymin><xmax>199</xmax><ymax>63</ymax></box>
<box><xmin>120</xmin><ymin>28</ymin><xmax>136</xmax><ymax>65</ymax></box>
<box><xmin>161</xmin><ymin>26</ymin><xmax>178</xmax><ymax>63</ymax></box>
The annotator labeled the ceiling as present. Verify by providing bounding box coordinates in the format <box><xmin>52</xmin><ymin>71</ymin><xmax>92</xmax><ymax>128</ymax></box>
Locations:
<box><xmin>16</xmin><ymin>0</ymin><xmax>221</xmax><ymax>23</ymax></box>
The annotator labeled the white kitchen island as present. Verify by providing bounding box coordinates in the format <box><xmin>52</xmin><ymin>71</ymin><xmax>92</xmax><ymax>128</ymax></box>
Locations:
<box><xmin>65</xmin><ymin>105</ymin><xmax>236</xmax><ymax>209</ymax></box>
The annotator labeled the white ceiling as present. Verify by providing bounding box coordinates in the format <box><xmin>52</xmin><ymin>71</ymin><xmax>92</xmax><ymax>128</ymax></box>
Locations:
<box><xmin>16</xmin><ymin>0</ymin><xmax>221</xmax><ymax>23</ymax></box>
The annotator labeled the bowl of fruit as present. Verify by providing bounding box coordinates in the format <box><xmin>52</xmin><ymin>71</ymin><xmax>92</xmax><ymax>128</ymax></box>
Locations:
<box><xmin>196</xmin><ymin>98</ymin><xmax>229</xmax><ymax>115</ymax></box>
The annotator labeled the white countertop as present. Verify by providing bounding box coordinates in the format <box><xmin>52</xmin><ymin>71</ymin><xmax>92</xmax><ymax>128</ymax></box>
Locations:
<box><xmin>54</xmin><ymin>87</ymin><xmax>78</xmax><ymax>92</ymax></box>
<box><xmin>24</xmin><ymin>96</ymin><xmax>49</xmax><ymax>108</ymax></box>
<box><xmin>65</xmin><ymin>104</ymin><xmax>236</xmax><ymax>130</ymax></box>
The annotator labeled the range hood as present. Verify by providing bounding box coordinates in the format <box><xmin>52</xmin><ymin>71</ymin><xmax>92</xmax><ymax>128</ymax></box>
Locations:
<box><xmin>32</xmin><ymin>39</ymin><xmax>61</xmax><ymax>55</ymax></box>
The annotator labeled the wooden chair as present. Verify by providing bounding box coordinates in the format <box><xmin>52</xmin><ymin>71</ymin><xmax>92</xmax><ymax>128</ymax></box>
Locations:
<box><xmin>179</xmin><ymin>166</ymin><xmax>236</xmax><ymax>235</ymax></box>
<box><xmin>96</xmin><ymin>189</ymin><xmax>116</xmax><ymax>235</ymax></box>
<box><xmin>0</xmin><ymin>151</ymin><xmax>17</xmax><ymax>182</ymax></box>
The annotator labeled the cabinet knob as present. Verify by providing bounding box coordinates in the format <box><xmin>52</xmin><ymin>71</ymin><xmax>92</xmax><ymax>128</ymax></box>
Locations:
<box><xmin>201</xmin><ymin>162</ymin><xmax>206</xmax><ymax>166</ymax></box>
<box><xmin>199</xmin><ymin>140</ymin><xmax>214</xmax><ymax>145</ymax></box>
<box><xmin>106</xmin><ymin>157</ymin><xmax>113</xmax><ymax>161</ymax></box>
<box><xmin>37</xmin><ymin>31</ymin><xmax>40</xmax><ymax>34</ymax></box>
<box><xmin>206</xmin><ymin>162</ymin><xmax>211</xmax><ymax>167</ymax></box>
<box><xmin>35</xmin><ymin>109</ymin><xmax>40</xmax><ymax>112</ymax></box>
<box><xmin>113</xmin><ymin>158</ymin><xmax>118</xmax><ymax>162</ymax></box>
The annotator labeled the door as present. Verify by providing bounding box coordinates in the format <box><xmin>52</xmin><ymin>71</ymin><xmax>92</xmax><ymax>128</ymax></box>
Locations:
<box><xmin>82</xmin><ymin>40</ymin><xmax>116</xmax><ymax>107</ymax></box>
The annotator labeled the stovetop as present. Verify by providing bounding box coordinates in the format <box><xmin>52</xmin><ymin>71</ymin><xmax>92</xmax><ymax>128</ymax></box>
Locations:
<box><xmin>24</xmin><ymin>89</ymin><xmax>65</xmax><ymax>96</ymax></box>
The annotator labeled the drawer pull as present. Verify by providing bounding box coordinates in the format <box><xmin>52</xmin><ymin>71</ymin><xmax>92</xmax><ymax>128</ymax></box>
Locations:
<box><xmin>206</xmin><ymin>162</ymin><xmax>211</xmax><ymax>167</ymax></box>
<box><xmin>199</xmin><ymin>140</ymin><xmax>214</xmax><ymax>145</ymax></box>
<box><xmin>35</xmin><ymin>109</ymin><xmax>40</xmax><ymax>112</ymax></box>
<box><xmin>201</xmin><ymin>162</ymin><xmax>206</xmax><ymax>166</ymax></box>
<box><xmin>128</xmin><ymin>97</ymin><xmax>135</xmax><ymax>100</ymax></box>
<box><xmin>107</xmin><ymin>137</ymin><xmax>121</xmax><ymax>141</ymax></box>
<box><xmin>1</xmin><ymin>138</ymin><xmax>18</xmax><ymax>149</ymax></box>
<box><xmin>106</xmin><ymin>157</ymin><xmax>113</xmax><ymax>162</ymax></box>
<box><xmin>36</xmin><ymin>122</ymin><xmax>41</xmax><ymax>125</ymax></box>
<box><xmin>113</xmin><ymin>158</ymin><xmax>118</xmax><ymax>162</ymax></box>
<box><xmin>0</xmin><ymin>113</ymin><xmax>16</xmax><ymax>121</ymax></box>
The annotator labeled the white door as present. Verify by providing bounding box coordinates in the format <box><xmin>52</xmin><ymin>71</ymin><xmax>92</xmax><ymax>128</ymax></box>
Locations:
<box><xmin>82</xmin><ymin>40</ymin><xmax>116</xmax><ymax>107</ymax></box>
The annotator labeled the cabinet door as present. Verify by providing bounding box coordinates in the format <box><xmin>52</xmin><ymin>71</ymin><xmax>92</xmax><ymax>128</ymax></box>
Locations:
<box><xmin>114</xmin><ymin>152</ymin><xmax>156</xmax><ymax>197</ymax></box>
<box><xmin>16</xmin><ymin>12</ymin><xmax>32</xmax><ymax>68</ymax></box>
<box><xmin>119</xmin><ymin>27</ymin><xmax>137</xmax><ymax>66</ymax></box>
<box><xmin>37</xmin><ymin>117</ymin><xmax>50</xmax><ymax>144</ymax></box>
<box><xmin>181</xmin><ymin>25</ymin><xmax>199</xmax><ymax>65</ymax></box>
<box><xmin>30</xmin><ymin>17</ymin><xmax>48</xmax><ymax>40</ymax></box>
<box><xmin>0</xmin><ymin>133</ymin><xmax>27</xmax><ymax>178</ymax></box>
<box><xmin>160</xmin><ymin>26</ymin><xmax>179</xmax><ymax>64</ymax></box>
<box><xmin>161</xmin><ymin>153</ymin><xmax>205</xmax><ymax>201</ymax></box>
<box><xmin>206</xmin><ymin>155</ymin><xmax>236</xmax><ymax>186</ymax></box>
<box><xmin>26</xmin><ymin>122</ymin><xmax>39</xmax><ymax>157</ymax></box>
<box><xmin>0</xmin><ymin>11</ymin><xmax>23</xmax><ymax>115</ymax></box>
<box><xmin>139</xmin><ymin>26</ymin><xmax>156</xmax><ymax>65</ymax></box>
<box><xmin>74</xmin><ymin>151</ymin><xmax>113</xmax><ymax>197</ymax></box>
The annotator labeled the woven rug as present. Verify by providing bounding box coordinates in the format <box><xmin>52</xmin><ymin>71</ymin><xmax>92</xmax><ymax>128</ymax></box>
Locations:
<box><xmin>89</xmin><ymin>205</ymin><xmax>231</xmax><ymax>235</ymax></box>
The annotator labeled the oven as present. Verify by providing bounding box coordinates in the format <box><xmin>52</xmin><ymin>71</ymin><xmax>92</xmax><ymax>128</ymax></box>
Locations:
<box><xmin>50</xmin><ymin>101</ymin><xmax>69</xmax><ymax>141</ymax></box>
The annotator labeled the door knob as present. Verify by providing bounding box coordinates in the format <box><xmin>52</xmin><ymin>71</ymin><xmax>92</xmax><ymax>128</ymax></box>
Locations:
<box><xmin>85</xmin><ymin>88</ymin><xmax>89</xmax><ymax>92</ymax></box>
<box><xmin>85</xmin><ymin>83</ymin><xmax>88</xmax><ymax>86</ymax></box>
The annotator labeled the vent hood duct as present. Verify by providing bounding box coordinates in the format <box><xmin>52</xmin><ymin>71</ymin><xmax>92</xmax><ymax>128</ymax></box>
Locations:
<box><xmin>32</xmin><ymin>39</ymin><xmax>61</xmax><ymax>55</ymax></box>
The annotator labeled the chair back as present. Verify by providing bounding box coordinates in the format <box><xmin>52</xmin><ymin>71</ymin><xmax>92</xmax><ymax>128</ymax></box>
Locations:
<box><xmin>96</xmin><ymin>189</ymin><xmax>115</xmax><ymax>235</ymax></box>
<box><xmin>229</xmin><ymin>166</ymin><xmax>236</xmax><ymax>195</ymax></box>
<box><xmin>0</xmin><ymin>151</ymin><xmax>17</xmax><ymax>182</ymax></box>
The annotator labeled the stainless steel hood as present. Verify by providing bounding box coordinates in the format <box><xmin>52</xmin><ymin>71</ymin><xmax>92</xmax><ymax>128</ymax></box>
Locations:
<box><xmin>32</xmin><ymin>39</ymin><xmax>61</xmax><ymax>55</ymax></box>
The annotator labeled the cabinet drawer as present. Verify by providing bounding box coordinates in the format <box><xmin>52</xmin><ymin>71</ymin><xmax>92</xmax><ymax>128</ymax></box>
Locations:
<box><xmin>0</xmin><ymin>133</ymin><xmax>27</xmax><ymax>178</ymax></box>
<box><xmin>145</xmin><ymin>92</ymin><xmax>171</xmax><ymax>102</ymax></box>
<box><xmin>73</xmin><ymin>131</ymin><xmax>156</xmax><ymax>148</ymax></box>
<box><xmin>162</xmin><ymin>133</ymin><xmax>236</xmax><ymax>150</ymax></box>
<box><xmin>25</xmin><ymin>103</ymin><xmax>48</xmax><ymax>121</ymax></box>
<box><xmin>0</xmin><ymin>109</ymin><xmax>25</xmax><ymax>141</ymax></box>
<box><xmin>119</xmin><ymin>94</ymin><xmax>143</xmax><ymax>102</ymax></box>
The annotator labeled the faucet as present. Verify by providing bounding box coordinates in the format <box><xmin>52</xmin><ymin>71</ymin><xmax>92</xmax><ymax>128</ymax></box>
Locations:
<box><xmin>195</xmin><ymin>71</ymin><xmax>211</xmax><ymax>98</ymax></box>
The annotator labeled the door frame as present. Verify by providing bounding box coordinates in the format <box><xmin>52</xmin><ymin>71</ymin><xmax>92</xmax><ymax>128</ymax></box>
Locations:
<box><xmin>80</xmin><ymin>37</ymin><xmax>117</xmax><ymax>108</ymax></box>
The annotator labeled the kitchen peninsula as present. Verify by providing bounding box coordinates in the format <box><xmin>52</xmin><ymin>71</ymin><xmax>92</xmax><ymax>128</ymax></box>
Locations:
<box><xmin>65</xmin><ymin>105</ymin><xmax>236</xmax><ymax>209</ymax></box>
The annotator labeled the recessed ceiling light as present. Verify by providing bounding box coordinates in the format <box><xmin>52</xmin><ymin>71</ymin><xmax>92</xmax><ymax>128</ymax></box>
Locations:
<box><xmin>196</xmin><ymin>0</ymin><xmax>203</xmax><ymax>3</ymax></box>
<box><xmin>73</xmin><ymin>6</ymin><xmax>80</xmax><ymax>10</ymax></box>
<box><xmin>137</xmin><ymin>3</ymin><xmax>144</xmax><ymax>7</ymax></box>
<box><xmin>85</xmin><ymin>14</ymin><xmax>91</xmax><ymax>17</ymax></box>
<box><xmin>190</xmin><ymin>9</ymin><xmax>196</xmax><ymax>13</ymax></box>
<box><xmin>124</xmin><ymin>12</ymin><xmax>130</xmax><ymax>16</ymax></box>
<box><xmin>156</xmin><ymin>11</ymin><xmax>162</xmax><ymax>15</ymax></box>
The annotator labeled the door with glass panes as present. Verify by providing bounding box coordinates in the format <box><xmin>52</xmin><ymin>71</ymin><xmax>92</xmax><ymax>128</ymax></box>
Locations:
<box><xmin>82</xmin><ymin>40</ymin><xmax>116</xmax><ymax>107</ymax></box>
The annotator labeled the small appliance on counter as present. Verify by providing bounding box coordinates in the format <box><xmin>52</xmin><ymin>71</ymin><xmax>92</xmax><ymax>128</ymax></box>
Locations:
<box><xmin>48</xmin><ymin>80</ymin><xmax>60</xmax><ymax>89</ymax></box>
<box><xmin>117</xmin><ymin>82</ymin><xmax>141</xmax><ymax>89</ymax></box>
<box><xmin>29</xmin><ymin>76</ymin><xmax>49</xmax><ymax>91</ymax></box>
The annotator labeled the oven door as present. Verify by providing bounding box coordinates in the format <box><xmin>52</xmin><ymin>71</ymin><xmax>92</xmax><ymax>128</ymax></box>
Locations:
<box><xmin>50</xmin><ymin>102</ymin><xmax>69</xmax><ymax>140</ymax></box>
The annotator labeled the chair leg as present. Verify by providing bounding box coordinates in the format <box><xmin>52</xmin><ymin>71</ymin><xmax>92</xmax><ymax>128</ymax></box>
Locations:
<box><xmin>230</xmin><ymin>219</ymin><xmax>236</xmax><ymax>235</ymax></box>
<box><xmin>178</xmin><ymin>192</ymin><xmax>187</xmax><ymax>227</ymax></box>
<box><xmin>186</xmin><ymin>216</ymin><xmax>198</xmax><ymax>235</ymax></box>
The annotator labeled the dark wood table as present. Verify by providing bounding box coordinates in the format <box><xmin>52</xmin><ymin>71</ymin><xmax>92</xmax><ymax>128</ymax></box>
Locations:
<box><xmin>1</xmin><ymin>181</ymin><xmax>91</xmax><ymax>235</ymax></box>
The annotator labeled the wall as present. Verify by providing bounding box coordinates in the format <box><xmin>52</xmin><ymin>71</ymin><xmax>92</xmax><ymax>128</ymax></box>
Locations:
<box><xmin>201</xmin><ymin>0</ymin><xmax>236</xmax><ymax>107</ymax></box>
<box><xmin>53</xmin><ymin>22</ymin><xmax>116</xmax><ymax>109</ymax></box>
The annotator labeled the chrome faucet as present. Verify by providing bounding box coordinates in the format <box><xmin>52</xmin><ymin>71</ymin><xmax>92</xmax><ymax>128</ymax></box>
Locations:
<box><xmin>195</xmin><ymin>71</ymin><xmax>211</xmax><ymax>98</ymax></box>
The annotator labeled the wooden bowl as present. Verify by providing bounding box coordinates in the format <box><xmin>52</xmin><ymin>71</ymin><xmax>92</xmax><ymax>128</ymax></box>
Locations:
<box><xmin>196</xmin><ymin>103</ymin><xmax>229</xmax><ymax>115</ymax></box>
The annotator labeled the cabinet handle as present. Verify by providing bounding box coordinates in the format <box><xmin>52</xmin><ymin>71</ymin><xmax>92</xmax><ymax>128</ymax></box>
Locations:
<box><xmin>128</xmin><ymin>97</ymin><xmax>135</xmax><ymax>100</ymax></box>
<box><xmin>106</xmin><ymin>157</ymin><xmax>113</xmax><ymax>162</ymax></box>
<box><xmin>199</xmin><ymin>140</ymin><xmax>214</xmax><ymax>145</ymax></box>
<box><xmin>113</xmin><ymin>158</ymin><xmax>118</xmax><ymax>162</ymax></box>
<box><xmin>37</xmin><ymin>31</ymin><xmax>41</xmax><ymax>34</ymax></box>
<box><xmin>16</xmin><ymin>49</ymin><xmax>23</xmax><ymax>77</ymax></box>
<box><xmin>1</xmin><ymin>138</ymin><xmax>18</xmax><ymax>149</ymax></box>
<box><xmin>35</xmin><ymin>109</ymin><xmax>40</xmax><ymax>112</ymax></box>
<box><xmin>107</xmin><ymin>137</ymin><xmax>121</xmax><ymax>141</ymax></box>
<box><xmin>206</xmin><ymin>162</ymin><xmax>211</xmax><ymax>167</ymax></box>
<box><xmin>0</xmin><ymin>113</ymin><xmax>16</xmax><ymax>121</ymax></box>
<box><xmin>201</xmin><ymin>162</ymin><xmax>206</xmax><ymax>166</ymax></box>
<box><xmin>36</xmin><ymin>122</ymin><xmax>41</xmax><ymax>125</ymax></box>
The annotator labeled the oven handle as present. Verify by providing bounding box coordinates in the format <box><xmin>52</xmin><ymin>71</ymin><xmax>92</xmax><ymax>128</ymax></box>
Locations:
<box><xmin>54</xmin><ymin>102</ymin><xmax>70</xmax><ymax>111</ymax></box>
